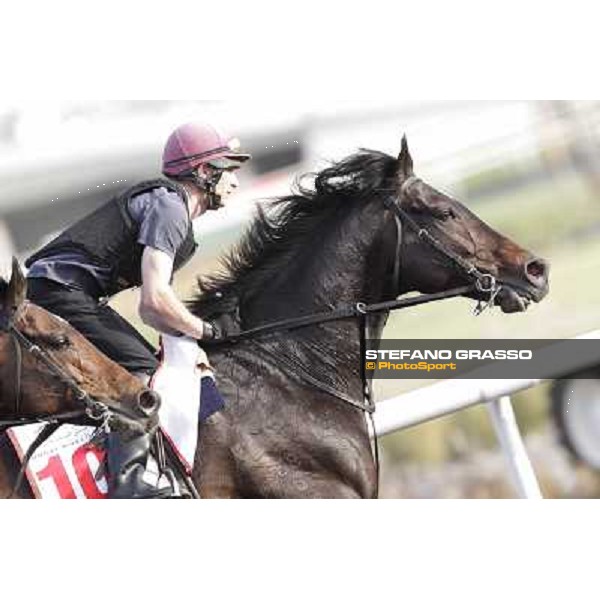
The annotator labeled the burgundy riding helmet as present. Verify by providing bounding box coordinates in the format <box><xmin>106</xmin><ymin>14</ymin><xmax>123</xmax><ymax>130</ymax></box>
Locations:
<box><xmin>162</xmin><ymin>122</ymin><xmax>251</xmax><ymax>177</ymax></box>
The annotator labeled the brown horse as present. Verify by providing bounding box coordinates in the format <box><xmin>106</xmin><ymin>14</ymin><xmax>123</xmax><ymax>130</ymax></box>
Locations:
<box><xmin>0</xmin><ymin>259</ymin><xmax>161</xmax><ymax>498</ymax></box>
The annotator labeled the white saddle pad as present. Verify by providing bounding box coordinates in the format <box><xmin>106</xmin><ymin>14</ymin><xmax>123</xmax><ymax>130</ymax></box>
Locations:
<box><xmin>8</xmin><ymin>335</ymin><xmax>209</xmax><ymax>499</ymax></box>
<box><xmin>151</xmin><ymin>335</ymin><xmax>210</xmax><ymax>470</ymax></box>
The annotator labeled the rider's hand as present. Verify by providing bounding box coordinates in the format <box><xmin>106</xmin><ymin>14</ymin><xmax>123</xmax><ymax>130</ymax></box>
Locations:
<box><xmin>199</xmin><ymin>312</ymin><xmax>242</xmax><ymax>343</ymax></box>
<box><xmin>201</xmin><ymin>320</ymin><xmax>220</xmax><ymax>341</ymax></box>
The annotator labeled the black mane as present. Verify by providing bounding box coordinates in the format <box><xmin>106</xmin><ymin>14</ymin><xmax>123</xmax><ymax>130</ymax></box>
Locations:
<box><xmin>189</xmin><ymin>149</ymin><xmax>398</xmax><ymax>318</ymax></box>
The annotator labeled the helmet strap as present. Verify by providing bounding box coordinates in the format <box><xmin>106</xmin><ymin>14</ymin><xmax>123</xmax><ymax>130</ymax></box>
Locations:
<box><xmin>182</xmin><ymin>167</ymin><xmax>225</xmax><ymax>211</ymax></box>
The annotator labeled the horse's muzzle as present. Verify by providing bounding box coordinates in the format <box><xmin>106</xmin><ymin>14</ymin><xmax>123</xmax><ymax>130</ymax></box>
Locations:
<box><xmin>524</xmin><ymin>257</ymin><xmax>549</xmax><ymax>300</ymax></box>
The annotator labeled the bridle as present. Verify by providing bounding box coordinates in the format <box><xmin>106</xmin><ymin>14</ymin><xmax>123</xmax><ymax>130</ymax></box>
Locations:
<box><xmin>0</xmin><ymin>302</ymin><xmax>203</xmax><ymax>499</ymax></box>
<box><xmin>209</xmin><ymin>175</ymin><xmax>505</xmax><ymax>358</ymax></box>
<box><xmin>0</xmin><ymin>301</ymin><xmax>158</xmax><ymax>497</ymax></box>
<box><xmin>385</xmin><ymin>175</ymin><xmax>503</xmax><ymax>314</ymax></box>
<box><xmin>0</xmin><ymin>302</ymin><xmax>124</xmax><ymax>429</ymax></box>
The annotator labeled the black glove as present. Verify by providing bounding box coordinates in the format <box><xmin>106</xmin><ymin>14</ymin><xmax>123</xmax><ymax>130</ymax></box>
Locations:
<box><xmin>201</xmin><ymin>320</ymin><xmax>220</xmax><ymax>342</ymax></box>
<box><xmin>200</xmin><ymin>311</ymin><xmax>242</xmax><ymax>344</ymax></box>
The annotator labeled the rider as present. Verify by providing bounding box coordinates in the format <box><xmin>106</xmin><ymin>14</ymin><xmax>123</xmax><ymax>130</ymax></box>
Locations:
<box><xmin>25</xmin><ymin>122</ymin><xmax>251</xmax><ymax>498</ymax></box>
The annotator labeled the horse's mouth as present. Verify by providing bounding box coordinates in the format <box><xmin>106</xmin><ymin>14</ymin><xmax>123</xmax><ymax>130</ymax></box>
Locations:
<box><xmin>495</xmin><ymin>279</ymin><xmax>549</xmax><ymax>314</ymax></box>
<box><xmin>466</xmin><ymin>278</ymin><xmax>544</xmax><ymax>314</ymax></box>
<box><xmin>496</xmin><ymin>286</ymin><xmax>532</xmax><ymax>314</ymax></box>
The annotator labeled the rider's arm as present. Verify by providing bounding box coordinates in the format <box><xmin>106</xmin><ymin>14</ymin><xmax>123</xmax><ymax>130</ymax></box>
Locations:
<box><xmin>139</xmin><ymin>246</ymin><xmax>207</xmax><ymax>339</ymax></box>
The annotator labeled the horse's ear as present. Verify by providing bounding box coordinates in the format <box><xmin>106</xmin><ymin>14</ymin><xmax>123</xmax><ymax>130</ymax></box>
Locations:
<box><xmin>397</xmin><ymin>134</ymin><xmax>414</xmax><ymax>180</ymax></box>
<box><xmin>6</xmin><ymin>257</ymin><xmax>26</xmax><ymax>312</ymax></box>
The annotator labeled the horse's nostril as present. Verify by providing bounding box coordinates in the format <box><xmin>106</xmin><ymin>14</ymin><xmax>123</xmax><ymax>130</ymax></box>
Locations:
<box><xmin>525</xmin><ymin>259</ymin><xmax>547</xmax><ymax>282</ymax></box>
<box><xmin>137</xmin><ymin>389</ymin><xmax>161</xmax><ymax>414</ymax></box>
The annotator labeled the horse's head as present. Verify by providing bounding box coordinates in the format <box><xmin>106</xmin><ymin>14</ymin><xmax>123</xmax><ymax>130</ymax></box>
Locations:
<box><xmin>0</xmin><ymin>258</ymin><xmax>160</xmax><ymax>422</ymax></box>
<box><xmin>392</xmin><ymin>137</ymin><xmax>549</xmax><ymax>313</ymax></box>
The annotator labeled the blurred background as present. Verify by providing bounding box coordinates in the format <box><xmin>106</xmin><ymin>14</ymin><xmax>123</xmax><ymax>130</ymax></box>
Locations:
<box><xmin>1</xmin><ymin>100</ymin><xmax>599</xmax><ymax>498</ymax></box>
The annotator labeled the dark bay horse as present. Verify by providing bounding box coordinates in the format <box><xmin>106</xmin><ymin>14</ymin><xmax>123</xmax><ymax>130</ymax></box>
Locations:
<box><xmin>190</xmin><ymin>137</ymin><xmax>549</xmax><ymax>498</ymax></box>
<box><xmin>0</xmin><ymin>259</ymin><xmax>161</xmax><ymax>498</ymax></box>
<box><xmin>0</xmin><ymin>137</ymin><xmax>549</xmax><ymax>499</ymax></box>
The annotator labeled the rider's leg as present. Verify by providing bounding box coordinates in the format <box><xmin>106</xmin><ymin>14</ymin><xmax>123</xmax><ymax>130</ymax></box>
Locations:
<box><xmin>27</xmin><ymin>279</ymin><xmax>159</xmax><ymax>374</ymax></box>
<box><xmin>27</xmin><ymin>278</ymin><xmax>175</xmax><ymax>499</ymax></box>
<box><xmin>104</xmin><ymin>419</ymin><xmax>172</xmax><ymax>499</ymax></box>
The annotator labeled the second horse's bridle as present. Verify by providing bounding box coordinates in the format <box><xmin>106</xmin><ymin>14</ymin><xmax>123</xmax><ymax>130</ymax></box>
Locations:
<box><xmin>0</xmin><ymin>302</ymin><xmax>141</xmax><ymax>428</ymax></box>
<box><xmin>0</xmin><ymin>301</ymin><xmax>161</xmax><ymax>497</ymax></box>
<box><xmin>0</xmin><ymin>302</ymin><xmax>201</xmax><ymax>500</ymax></box>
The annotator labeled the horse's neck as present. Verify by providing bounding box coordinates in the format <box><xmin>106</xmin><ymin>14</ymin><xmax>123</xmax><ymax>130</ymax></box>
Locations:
<box><xmin>239</xmin><ymin>204</ymin><xmax>391</xmax><ymax>396</ymax></box>
<box><xmin>246</xmin><ymin>204</ymin><xmax>389</xmax><ymax>322</ymax></box>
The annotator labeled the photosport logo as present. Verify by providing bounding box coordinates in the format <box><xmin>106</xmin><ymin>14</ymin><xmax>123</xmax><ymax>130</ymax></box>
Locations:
<box><xmin>363</xmin><ymin>339</ymin><xmax>600</xmax><ymax>380</ymax></box>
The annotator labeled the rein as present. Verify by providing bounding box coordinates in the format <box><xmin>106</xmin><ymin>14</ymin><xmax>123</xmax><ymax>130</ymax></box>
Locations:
<box><xmin>207</xmin><ymin>175</ymin><xmax>503</xmax><ymax>406</ymax></box>
<box><xmin>209</xmin><ymin>286</ymin><xmax>475</xmax><ymax>350</ymax></box>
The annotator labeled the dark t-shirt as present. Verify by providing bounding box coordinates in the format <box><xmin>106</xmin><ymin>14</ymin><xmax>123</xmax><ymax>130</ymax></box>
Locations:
<box><xmin>27</xmin><ymin>186</ymin><xmax>191</xmax><ymax>294</ymax></box>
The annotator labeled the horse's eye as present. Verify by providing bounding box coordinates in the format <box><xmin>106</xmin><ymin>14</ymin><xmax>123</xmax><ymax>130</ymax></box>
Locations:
<box><xmin>49</xmin><ymin>334</ymin><xmax>71</xmax><ymax>349</ymax></box>
<box><xmin>437</xmin><ymin>208</ymin><xmax>456</xmax><ymax>221</ymax></box>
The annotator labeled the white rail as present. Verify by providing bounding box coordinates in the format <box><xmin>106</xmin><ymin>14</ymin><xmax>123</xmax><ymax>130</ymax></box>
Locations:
<box><xmin>374</xmin><ymin>378</ymin><xmax>543</xmax><ymax>436</ymax></box>
<box><xmin>487</xmin><ymin>396</ymin><xmax>542</xmax><ymax>498</ymax></box>
<box><xmin>372</xmin><ymin>329</ymin><xmax>600</xmax><ymax>498</ymax></box>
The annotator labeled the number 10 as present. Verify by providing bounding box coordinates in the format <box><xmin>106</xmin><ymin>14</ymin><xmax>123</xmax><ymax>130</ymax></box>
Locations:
<box><xmin>36</xmin><ymin>445</ymin><xmax>107</xmax><ymax>499</ymax></box>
